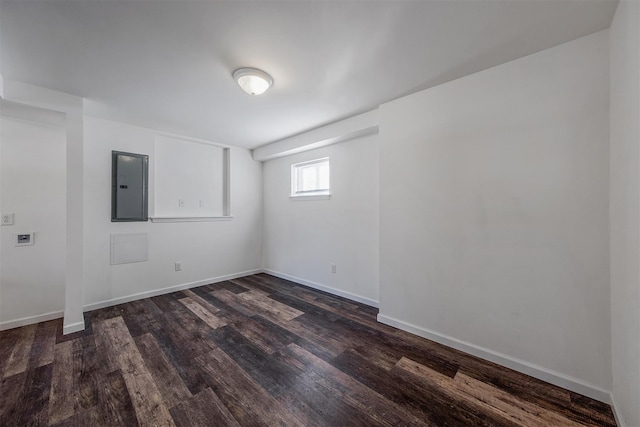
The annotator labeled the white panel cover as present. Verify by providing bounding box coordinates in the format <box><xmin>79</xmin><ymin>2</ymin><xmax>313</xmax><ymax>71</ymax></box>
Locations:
<box><xmin>110</xmin><ymin>233</ymin><xmax>148</xmax><ymax>265</ymax></box>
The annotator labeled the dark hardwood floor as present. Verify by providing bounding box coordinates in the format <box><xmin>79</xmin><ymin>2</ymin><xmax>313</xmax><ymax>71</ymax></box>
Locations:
<box><xmin>0</xmin><ymin>273</ymin><xmax>617</xmax><ymax>426</ymax></box>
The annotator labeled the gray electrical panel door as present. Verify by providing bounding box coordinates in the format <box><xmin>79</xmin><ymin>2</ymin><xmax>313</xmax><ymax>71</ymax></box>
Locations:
<box><xmin>112</xmin><ymin>151</ymin><xmax>148</xmax><ymax>221</ymax></box>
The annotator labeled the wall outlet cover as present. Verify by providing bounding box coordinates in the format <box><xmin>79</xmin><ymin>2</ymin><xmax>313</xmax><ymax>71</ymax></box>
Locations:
<box><xmin>1</xmin><ymin>213</ymin><xmax>14</xmax><ymax>226</ymax></box>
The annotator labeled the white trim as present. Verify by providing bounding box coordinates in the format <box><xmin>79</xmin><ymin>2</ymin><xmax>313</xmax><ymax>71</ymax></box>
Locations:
<box><xmin>0</xmin><ymin>310</ymin><xmax>64</xmax><ymax>331</ymax></box>
<box><xmin>153</xmin><ymin>135</ymin><xmax>231</xmax><ymax>220</ymax></box>
<box><xmin>377</xmin><ymin>313</ymin><xmax>612</xmax><ymax>404</ymax></box>
<box><xmin>292</xmin><ymin>157</ymin><xmax>330</xmax><ymax>168</ymax></box>
<box><xmin>83</xmin><ymin>268</ymin><xmax>263</xmax><ymax>312</ymax></box>
<box><xmin>609</xmin><ymin>393</ymin><xmax>626</xmax><ymax>427</ymax></box>
<box><xmin>63</xmin><ymin>320</ymin><xmax>86</xmax><ymax>335</ymax></box>
<box><xmin>222</xmin><ymin>147</ymin><xmax>231</xmax><ymax>216</ymax></box>
<box><xmin>150</xmin><ymin>216</ymin><xmax>233</xmax><ymax>223</ymax></box>
<box><xmin>1</xmin><ymin>269</ymin><xmax>263</xmax><ymax>332</ymax></box>
<box><xmin>263</xmin><ymin>269</ymin><xmax>379</xmax><ymax>308</ymax></box>
<box><xmin>289</xmin><ymin>194</ymin><xmax>331</xmax><ymax>201</ymax></box>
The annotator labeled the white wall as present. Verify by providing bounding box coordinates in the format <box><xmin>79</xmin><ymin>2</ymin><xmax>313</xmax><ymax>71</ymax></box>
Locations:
<box><xmin>154</xmin><ymin>134</ymin><xmax>226</xmax><ymax>217</ymax></box>
<box><xmin>0</xmin><ymin>108</ymin><xmax>66</xmax><ymax>325</ymax></box>
<box><xmin>609</xmin><ymin>1</ymin><xmax>640</xmax><ymax>425</ymax></box>
<box><xmin>263</xmin><ymin>134</ymin><xmax>379</xmax><ymax>306</ymax></box>
<box><xmin>1</xmin><ymin>80</ymin><xmax>85</xmax><ymax>333</ymax></box>
<box><xmin>83</xmin><ymin>117</ymin><xmax>263</xmax><ymax>308</ymax></box>
<box><xmin>378</xmin><ymin>31</ymin><xmax>611</xmax><ymax>397</ymax></box>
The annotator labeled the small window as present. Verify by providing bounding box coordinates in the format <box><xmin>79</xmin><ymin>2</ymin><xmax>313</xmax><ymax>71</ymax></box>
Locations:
<box><xmin>291</xmin><ymin>157</ymin><xmax>330</xmax><ymax>198</ymax></box>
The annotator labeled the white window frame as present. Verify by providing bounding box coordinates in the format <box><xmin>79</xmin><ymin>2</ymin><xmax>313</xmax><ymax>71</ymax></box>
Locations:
<box><xmin>290</xmin><ymin>157</ymin><xmax>331</xmax><ymax>200</ymax></box>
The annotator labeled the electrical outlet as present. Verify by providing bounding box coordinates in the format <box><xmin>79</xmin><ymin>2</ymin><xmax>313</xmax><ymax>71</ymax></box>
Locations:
<box><xmin>199</xmin><ymin>200</ymin><xmax>204</xmax><ymax>208</ymax></box>
<box><xmin>175</xmin><ymin>262</ymin><xmax>182</xmax><ymax>272</ymax></box>
<box><xmin>178</xmin><ymin>199</ymin><xmax>185</xmax><ymax>207</ymax></box>
<box><xmin>331</xmin><ymin>263</ymin><xmax>337</xmax><ymax>274</ymax></box>
<box><xmin>1</xmin><ymin>213</ymin><xmax>14</xmax><ymax>226</ymax></box>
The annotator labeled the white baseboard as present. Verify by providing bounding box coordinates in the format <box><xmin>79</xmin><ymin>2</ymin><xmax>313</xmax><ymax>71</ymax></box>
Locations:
<box><xmin>263</xmin><ymin>269</ymin><xmax>379</xmax><ymax>308</ymax></box>
<box><xmin>377</xmin><ymin>313</ymin><xmax>612</xmax><ymax>404</ymax></box>
<box><xmin>0</xmin><ymin>310</ymin><xmax>64</xmax><ymax>331</ymax></box>
<box><xmin>63</xmin><ymin>320</ymin><xmax>85</xmax><ymax>335</ymax></box>
<box><xmin>83</xmin><ymin>268</ymin><xmax>263</xmax><ymax>312</ymax></box>
<box><xmin>0</xmin><ymin>269</ymin><xmax>264</xmax><ymax>332</ymax></box>
<box><xmin>609</xmin><ymin>393</ymin><xmax>627</xmax><ymax>427</ymax></box>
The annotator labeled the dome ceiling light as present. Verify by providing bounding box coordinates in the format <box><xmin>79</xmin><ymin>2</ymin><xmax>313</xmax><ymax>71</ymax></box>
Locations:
<box><xmin>233</xmin><ymin>68</ymin><xmax>273</xmax><ymax>96</ymax></box>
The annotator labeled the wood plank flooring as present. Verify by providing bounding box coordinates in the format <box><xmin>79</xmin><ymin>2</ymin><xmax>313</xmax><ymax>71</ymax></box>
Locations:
<box><xmin>0</xmin><ymin>273</ymin><xmax>617</xmax><ymax>426</ymax></box>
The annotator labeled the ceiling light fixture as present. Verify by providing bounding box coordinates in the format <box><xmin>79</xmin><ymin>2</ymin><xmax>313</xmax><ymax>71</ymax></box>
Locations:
<box><xmin>233</xmin><ymin>68</ymin><xmax>273</xmax><ymax>96</ymax></box>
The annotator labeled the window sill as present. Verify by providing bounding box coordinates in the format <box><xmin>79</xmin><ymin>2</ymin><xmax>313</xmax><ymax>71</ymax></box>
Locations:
<box><xmin>289</xmin><ymin>194</ymin><xmax>331</xmax><ymax>201</ymax></box>
<box><xmin>150</xmin><ymin>216</ymin><xmax>233</xmax><ymax>223</ymax></box>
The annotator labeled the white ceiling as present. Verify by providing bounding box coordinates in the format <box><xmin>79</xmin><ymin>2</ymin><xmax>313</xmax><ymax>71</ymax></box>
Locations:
<box><xmin>0</xmin><ymin>0</ymin><xmax>617</xmax><ymax>149</ymax></box>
